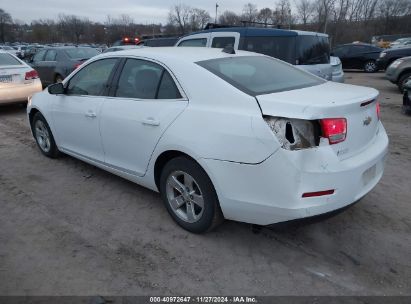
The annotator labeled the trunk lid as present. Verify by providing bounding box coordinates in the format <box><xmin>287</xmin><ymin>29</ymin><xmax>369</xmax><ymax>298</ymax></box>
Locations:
<box><xmin>256</xmin><ymin>81</ymin><xmax>380</xmax><ymax>160</ymax></box>
<box><xmin>0</xmin><ymin>66</ymin><xmax>29</xmax><ymax>88</ymax></box>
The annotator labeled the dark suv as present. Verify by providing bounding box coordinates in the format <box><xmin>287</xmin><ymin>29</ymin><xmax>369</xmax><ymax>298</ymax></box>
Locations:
<box><xmin>377</xmin><ymin>47</ymin><xmax>411</xmax><ymax>70</ymax></box>
<box><xmin>331</xmin><ymin>43</ymin><xmax>382</xmax><ymax>72</ymax></box>
<box><xmin>30</xmin><ymin>47</ymin><xmax>100</xmax><ymax>86</ymax></box>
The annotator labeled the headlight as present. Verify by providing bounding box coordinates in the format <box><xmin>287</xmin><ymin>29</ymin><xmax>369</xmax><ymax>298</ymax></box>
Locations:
<box><xmin>389</xmin><ymin>59</ymin><xmax>403</xmax><ymax>68</ymax></box>
<box><xmin>380</xmin><ymin>52</ymin><xmax>387</xmax><ymax>58</ymax></box>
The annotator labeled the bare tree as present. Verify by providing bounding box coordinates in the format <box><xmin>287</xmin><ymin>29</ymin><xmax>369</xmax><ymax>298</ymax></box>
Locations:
<box><xmin>0</xmin><ymin>8</ymin><xmax>12</xmax><ymax>42</ymax></box>
<box><xmin>242</xmin><ymin>3</ymin><xmax>259</xmax><ymax>23</ymax></box>
<box><xmin>295</xmin><ymin>0</ymin><xmax>314</xmax><ymax>25</ymax></box>
<box><xmin>275</xmin><ymin>0</ymin><xmax>293</xmax><ymax>28</ymax></box>
<box><xmin>258</xmin><ymin>8</ymin><xmax>273</xmax><ymax>26</ymax></box>
<box><xmin>190</xmin><ymin>8</ymin><xmax>211</xmax><ymax>31</ymax></box>
<box><xmin>168</xmin><ymin>4</ymin><xmax>192</xmax><ymax>34</ymax></box>
<box><xmin>218</xmin><ymin>10</ymin><xmax>242</xmax><ymax>25</ymax></box>
<box><xmin>314</xmin><ymin>0</ymin><xmax>336</xmax><ymax>32</ymax></box>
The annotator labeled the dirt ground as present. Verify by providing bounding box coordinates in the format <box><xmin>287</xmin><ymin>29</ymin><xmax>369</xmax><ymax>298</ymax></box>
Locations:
<box><xmin>0</xmin><ymin>72</ymin><xmax>410</xmax><ymax>296</ymax></box>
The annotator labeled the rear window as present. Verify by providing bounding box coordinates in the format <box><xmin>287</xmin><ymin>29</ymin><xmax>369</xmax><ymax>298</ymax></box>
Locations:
<box><xmin>296</xmin><ymin>36</ymin><xmax>330</xmax><ymax>65</ymax></box>
<box><xmin>197</xmin><ymin>56</ymin><xmax>324</xmax><ymax>96</ymax></box>
<box><xmin>178</xmin><ymin>39</ymin><xmax>207</xmax><ymax>47</ymax></box>
<box><xmin>0</xmin><ymin>53</ymin><xmax>22</xmax><ymax>66</ymax></box>
<box><xmin>64</xmin><ymin>48</ymin><xmax>99</xmax><ymax>59</ymax></box>
<box><xmin>241</xmin><ymin>36</ymin><xmax>296</xmax><ymax>64</ymax></box>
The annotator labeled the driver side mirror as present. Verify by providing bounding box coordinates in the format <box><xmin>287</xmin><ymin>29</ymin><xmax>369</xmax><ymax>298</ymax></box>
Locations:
<box><xmin>48</xmin><ymin>83</ymin><xmax>65</xmax><ymax>95</ymax></box>
<box><xmin>404</xmin><ymin>79</ymin><xmax>411</xmax><ymax>91</ymax></box>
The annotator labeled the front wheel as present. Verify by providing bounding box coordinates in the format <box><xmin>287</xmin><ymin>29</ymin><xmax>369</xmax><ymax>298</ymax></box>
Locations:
<box><xmin>160</xmin><ymin>157</ymin><xmax>223</xmax><ymax>233</ymax></box>
<box><xmin>364</xmin><ymin>60</ymin><xmax>378</xmax><ymax>73</ymax></box>
<box><xmin>32</xmin><ymin>112</ymin><xmax>60</xmax><ymax>158</ymax></box>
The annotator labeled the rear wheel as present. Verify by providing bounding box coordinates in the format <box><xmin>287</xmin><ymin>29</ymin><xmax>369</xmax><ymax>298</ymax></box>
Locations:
<box><xmin>32</xmin><ymin>112</ymin><xmax>60</xmax><ymax>158</ymax></box>
<box><xmin>398</xmin><ymin>72</ymin><xmax>411</xmax><ymax>93</ymax></box>
<box><xmin>160</xmin><ymin>157</ymin><xmax>223</xmax><ymax>233</ymax></box>
<box><xmin>364</xmin><ymin>60</ymin><xmax>378</xmax><ymax>73</ymax></box>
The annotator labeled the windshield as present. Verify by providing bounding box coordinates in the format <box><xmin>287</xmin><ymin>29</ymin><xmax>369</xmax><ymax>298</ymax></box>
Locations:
<box><xmin>197</xmin><ymin>56</ymin><xmax>324</xmax><ymax>96</ymax></box>
<box><xmin>64</xmin><ymin>47</ymin><xmax>99</xmax><ymax>59</ymax></box>
<box><xmin>296</xmin><ymin>35</ymin><xmax>330</xmax><ymax>65</ymax></box>
<box><xmin>0</xmin><ymin>53</ymin><xmax>22</xmax><ymax>66</ymax></box>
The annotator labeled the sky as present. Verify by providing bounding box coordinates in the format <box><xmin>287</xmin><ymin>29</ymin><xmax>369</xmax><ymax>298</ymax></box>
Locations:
<box><xmin>2</xmin><ymin>0</ymin><xmax>283</xmax><ymax>24</ymax></box>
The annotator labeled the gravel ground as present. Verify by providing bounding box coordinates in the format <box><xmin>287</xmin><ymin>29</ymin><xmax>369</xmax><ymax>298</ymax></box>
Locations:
<box><xmin>0</xmin><ymin>72</ymin><xmax>410</xmax><ymax>296</ymax></box>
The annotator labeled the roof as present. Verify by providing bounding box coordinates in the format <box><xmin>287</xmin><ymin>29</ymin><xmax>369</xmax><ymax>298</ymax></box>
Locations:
<box><xmin>99</xmin><ymin>46</ymin><xmax>260</xmax><ymax>63</ymax></box>
<box><xmin>182</xmin><ymin>27</ymin><xmax>328</xmax><ymax>39</ymax></box>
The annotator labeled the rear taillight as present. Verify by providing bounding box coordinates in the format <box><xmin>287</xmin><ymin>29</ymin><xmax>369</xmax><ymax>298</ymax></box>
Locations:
<box><xmin>376</xmin><ymin>102</ymin><xmax>381</xmax><ymax>120</ymax></box>
<box><xmin>320</xmin><ymin>118</ymin><xmax>347</xmax><ymax>145</ymax></box>
<box><xmin>74</xmin><ymin>63</ymin><xmax>81</xmax><ymax>69</ymax></box>
<box><xmin>25</xmin><ymin>70</ymin><xmax>39</xmax><ymax>80</ymax></box>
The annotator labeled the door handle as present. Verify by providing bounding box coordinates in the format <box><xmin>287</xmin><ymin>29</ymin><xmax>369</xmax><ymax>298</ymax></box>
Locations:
<box><xmin>142</xmin><ymin>118</ymin><xmax>160</xmax><ymax>126</ymax></box>
<box><xmin>85</xmin><ymin>112</ymin><xmax>97</xmax><ymax>118</ymax></box>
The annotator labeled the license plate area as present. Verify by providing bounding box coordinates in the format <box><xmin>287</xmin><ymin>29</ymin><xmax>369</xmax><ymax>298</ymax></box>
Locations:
<box><xmin>0</xmin><ymin>75</ymin><xmax>13</xmax><ymax>83</ymax></box>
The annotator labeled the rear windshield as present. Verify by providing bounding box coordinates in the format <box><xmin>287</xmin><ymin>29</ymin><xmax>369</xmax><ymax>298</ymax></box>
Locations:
<box><xmin>197</xmin><ymin>56</ymin><xmax>324</xmax><ymax>96</ymax></box>
<box><xmin>296</xmin><ymin>35</ymin><xmax>330</xmax><ymax>65</ymax></box>
<box><xmin>64</xmin><ymin>48</ymin><xmax>99</xmax><ymax>59</ymax></box>
<box><xmin>0</xmin><ymin>53</ymin><xmax>22</xmax><ymax>66</ymax></box>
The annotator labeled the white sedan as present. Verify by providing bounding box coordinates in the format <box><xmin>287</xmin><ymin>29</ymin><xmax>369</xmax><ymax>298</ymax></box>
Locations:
<box><xmin>0</xmin><ymin>51</ymin><xmax>42</xmax><ymax>105</ymax></box>
<box><xmin>27</xmin><ymin>47</ymin><xmax>388</xmax><ymax>233</ymax></box>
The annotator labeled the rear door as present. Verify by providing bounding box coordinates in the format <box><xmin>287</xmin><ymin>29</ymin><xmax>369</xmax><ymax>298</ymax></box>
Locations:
<box><xmin>42</xmin><ymin>49</ymin><xmax>58</xmax><ymax>85</ymax></box>
<box><xmin>100</xmin><ymin>58</ymin><xmax>188</xmax><ymax>177</ymax></box>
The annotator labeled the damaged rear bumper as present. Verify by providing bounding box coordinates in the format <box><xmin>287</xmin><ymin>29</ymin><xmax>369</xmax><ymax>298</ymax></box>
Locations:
<box><xmin>201</xmin><ymin>122</ymin><xmax>389</xmax><ymax>225</ymax></box>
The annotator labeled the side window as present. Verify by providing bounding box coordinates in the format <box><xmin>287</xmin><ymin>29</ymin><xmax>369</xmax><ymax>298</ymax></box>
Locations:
<box><xmin>211</xmin><ymin>37</ymin><xmax>235</xmax><ymax>49</ymax></box>
<box><xmin>332</xmin><ymin>46</ymin><xmax>348</xmax><ymax>57</ymax></box>
<box><xmin>157</xmin><ymin>71</ymin><xmax>182</xmax><ymax>99</ymax></box>
<box><xmin>44</xmin><ymin>50</ymin><xmax>57</xmax><ymax>61</ymax></box>
<box><xmin>33</xmin><ymin>50</ymin><xmax>46</xmax><ymax>62</ymax></box>
<box><xmin>66</xmin><ymin>58</ymin><xmax>117</xmax><ymax>96</ymax></box>
<box><xmin>350</xmin><ymin>46</ymin><xmax>368</xmax><ymax>55</ymax></box>
<box><xmin>178</xmin><ymin>38</ymin><xmax>207</xmax><ymax>47</ymax></box>
<box><xmin>116</xmin><ymin>59</ymin><xmax>163</xmax><ymax>99</ymax></box>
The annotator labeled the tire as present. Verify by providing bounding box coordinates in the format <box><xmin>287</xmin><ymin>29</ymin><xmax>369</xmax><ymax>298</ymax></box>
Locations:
<box><xmin>55</xmin><ymin>74</ymin><xmax>63</xmax><ymax>83</ymax></box>
<box><xmin>364</xmin><ymin>60</ymin><xmax>378</xmax><ymax>73</ymax></box>
<box><xmin>32</xmin><ymin>112</ymin><xmax>60</xmax><ymax>158</ymax></box>
<box><xmin>398</xmin><ymin>73</ymin><xmax>411</xmax><ymax>93</ymax></box>
<box><xmin>159</xmin><ymin>156</ymin><xmax>223</xmax><ymax>233</ymax></box>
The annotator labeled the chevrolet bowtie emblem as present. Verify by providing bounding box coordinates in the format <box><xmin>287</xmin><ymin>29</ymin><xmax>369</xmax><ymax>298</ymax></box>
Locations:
<box><xmin>363</xmin><ymin>116</ymin><xmax>372</xmax><ymax>126</ymax></box>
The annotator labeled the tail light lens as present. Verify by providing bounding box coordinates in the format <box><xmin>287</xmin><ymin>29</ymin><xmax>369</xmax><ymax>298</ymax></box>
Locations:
<box><xmin>74</xmin><ymin>63</ymin><xmax>82</xmax><ymax>69</ymax></box>
<box><xmin>376</xmin><ymin>102</ymin><xmax>381</xmax><ymax>120</ymax></box>
<box><xmin>25</xmin><ymin>70</ymin><xmax>39</xmax><ymax>80</ymax></box>
<box><xmin>320</xmin><ymin>118</ymin><xmax>347</xmax><ymax>145</ymax></box>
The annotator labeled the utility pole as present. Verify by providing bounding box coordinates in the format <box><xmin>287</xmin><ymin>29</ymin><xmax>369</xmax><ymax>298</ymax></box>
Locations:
<box><xmin>215</xmin><ymin>3</ymin><xmax>219</xmax><ymax>24</ymax></box>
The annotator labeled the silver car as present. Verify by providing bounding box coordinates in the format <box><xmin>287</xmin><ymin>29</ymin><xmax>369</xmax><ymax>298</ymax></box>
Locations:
<box><xmin>0</xmin><ymin>51</ymin><xmax>42</xmax><ymax>105</ymax></box>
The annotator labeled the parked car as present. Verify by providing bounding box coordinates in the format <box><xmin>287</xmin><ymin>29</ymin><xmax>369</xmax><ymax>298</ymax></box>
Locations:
<box><xmin>331</xmin><ymin>43</ymin><xmax>382</xmax><ymax>73</ymax></box>
<box><xmin>23</xmin><ymin>45</ymin><xmax>45</xmax><ymax>61</ymax></box>
<box><xmin>14</xmin><ymin>45</ymin><xmax>29</xmax><ymax>59</ymax></box>
<box><xmin>103</xmin><ymin>45</ymin><xmax>143</xmax><ymax>53</ymax></box>
<box><xmin>390</xmin><ymin>38</ymin><xmax>411</xmax><ymax>49</ymax></box>
<box><xmin>330</xmin><ymin>56</ymin><xmax>345</xmax><ymax>82</ymax></box>
<box><xmin>0</xmin><ymin>45</ymin><xmax>19</xmax><ymax>57</ymax></box>
<box><xmin>29</xmin><ymin>46</ymin><xmax>100</xmax><ymax>86</ymax></box>
<box><xmin>143</xmin><ymin>37</ymin><xmax>179</xmax><ymax>47</ymax></box>
<box><xmin>27</xmin><ymin>47</ymin><xmax>388</xmax><ymax>233</ymax></box>
<box><xmin>403</xmin><ymin>79</ymin><xmax>411</xmax><ymax>114</ymax></box>
<box><xmin>175</xmin><ymin>27</ymin><xmax>342</xmax><ymax>82</ymax></box>
<box><xmin>377</xmin><ymin>47</ymin><xmax>411</xmax><ymax>70</ymax></box>
<box><xmin>0</xmin><ymin>51</ymin><xmax>42</xmax><ymax>105</ymax></box>
<box><xmin>385</xmin><ymin>56</ymin><xmax>411</xmax><ymax>92</ymax></box>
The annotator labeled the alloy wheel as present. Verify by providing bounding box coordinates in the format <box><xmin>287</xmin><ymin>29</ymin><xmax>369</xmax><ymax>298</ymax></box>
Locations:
<box><xmin>35</xmin><ymin>120</ymin><xmax>51</xmax><ymax>153</ymax></box>
<box><xmin>165</xmin><ymin>171</ymin><xmax>204</xmax><ymax>223</ymax></box>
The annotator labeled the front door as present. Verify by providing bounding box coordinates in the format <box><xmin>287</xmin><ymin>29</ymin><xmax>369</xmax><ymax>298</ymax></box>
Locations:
<box><xmin>51</xmin><ymin>58</ymin><xmax>119</xmax><ymax>162</ymax></box>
